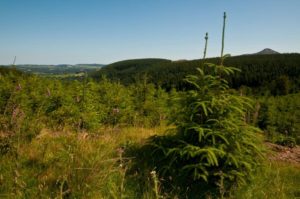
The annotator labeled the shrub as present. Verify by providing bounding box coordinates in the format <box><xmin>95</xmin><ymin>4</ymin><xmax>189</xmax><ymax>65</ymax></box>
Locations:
<box><xmin>135</xmin><ymin>64</ymin><xmax>265</xmax><ymax>198</ymax></box>
<box><xmin>258</xmin><ymin>93</ymin><xmax>300</xmax><ymax>145</ymax></box>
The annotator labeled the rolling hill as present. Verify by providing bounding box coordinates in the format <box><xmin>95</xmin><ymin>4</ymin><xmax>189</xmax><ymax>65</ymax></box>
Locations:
<box><xmin>90</xmin><ymin>53</ymin><xmax>300</xmax><ymax>93</ymax></box>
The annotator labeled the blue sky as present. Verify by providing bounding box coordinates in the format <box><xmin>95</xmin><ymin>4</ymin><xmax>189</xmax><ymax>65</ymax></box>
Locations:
<box><xmin>0</xmin><ymin>0</ymin><xmax>300</xmax><ymax>64</ymax></box>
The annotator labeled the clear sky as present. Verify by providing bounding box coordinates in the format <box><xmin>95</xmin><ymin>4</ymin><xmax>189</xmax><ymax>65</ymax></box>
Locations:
<box><xmin>0</xmin><ymin>0</ymin><xmax>300</xmax><ymax>65</ymax></box>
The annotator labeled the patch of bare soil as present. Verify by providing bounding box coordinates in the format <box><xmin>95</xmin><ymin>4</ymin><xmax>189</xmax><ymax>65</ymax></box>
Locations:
<box><xmin>266</xmin><ymin>142</ymin><xmax>300</xmax><ymax>164</ymax></box>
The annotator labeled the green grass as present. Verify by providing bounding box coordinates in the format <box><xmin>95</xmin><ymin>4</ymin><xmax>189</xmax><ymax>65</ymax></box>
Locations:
<box><xmin>0</xmin><ymin>126</ymin><xmax>166</xmax><ymax>199</ymax></box>
<box><xmin>1</xmin><ymin>126</ymin><xmax>299</xmax><ymax>198</ymax></box>
<box><xmin>233</xmin><ymin>162</ymin><xmax>300</xmax><ymax>199</ymax></box>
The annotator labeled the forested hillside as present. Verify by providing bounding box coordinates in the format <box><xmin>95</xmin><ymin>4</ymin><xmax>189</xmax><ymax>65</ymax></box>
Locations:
<box><xmin>92</xmin><ymin>53</ymin><xmax>300</xmax><ymax>94</ymax></box>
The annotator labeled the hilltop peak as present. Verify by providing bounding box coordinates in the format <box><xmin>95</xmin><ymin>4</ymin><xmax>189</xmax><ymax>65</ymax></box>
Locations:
<box><xmin>255</xmin><ymin>48</ymin><xmax>280</xmax><ymax>55</ymax></box>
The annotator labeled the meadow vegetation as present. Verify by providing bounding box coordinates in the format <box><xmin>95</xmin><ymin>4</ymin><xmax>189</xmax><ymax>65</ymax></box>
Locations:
<box><xmin>1</xmin><ymin>61</ymin><xmax>299</xmax><ymax>198</ymax></box>
<box><xmin>1</xmin><ymin>12</ymin><xmax>299</xmax><ymax>198</ymax></box>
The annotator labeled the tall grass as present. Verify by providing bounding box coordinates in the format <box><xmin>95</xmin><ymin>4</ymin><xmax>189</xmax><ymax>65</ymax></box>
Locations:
<box><xmin>0</xmin><ymin>126</ymin><xmax>166</xmax><ymax>198</ymax></box>
<box><xmin>1</xmin><ymin>125</ymin><xmax>299</xmax><ymax>198</ymax></box>
<box><xmin>233</xmin><ymin>162</ymin><xmax>300</xmax><ymax>199</ymax></box>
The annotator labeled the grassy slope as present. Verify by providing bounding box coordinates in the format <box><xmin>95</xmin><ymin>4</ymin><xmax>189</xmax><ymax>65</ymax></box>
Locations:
<box><xmin>1</xmin><ymin>126</ymin><xmax>299</xmax><ymax>199</ymax></box>
<box><xmin>0</xmin><ymin>126</ymin><xmax>166</xmax><ymax>199</ymax></box>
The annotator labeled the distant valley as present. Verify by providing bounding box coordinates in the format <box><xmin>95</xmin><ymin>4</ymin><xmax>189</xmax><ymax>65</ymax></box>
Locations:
<box><xmin>0</xmin><ymin>64</ymin><xmax>104</xmax><ymax>76</ymax></box>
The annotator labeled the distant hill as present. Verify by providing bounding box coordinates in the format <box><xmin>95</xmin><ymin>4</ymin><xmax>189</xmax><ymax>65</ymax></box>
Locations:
<box><xmin>91</xmin><ymin>53</ymin><xmax>300</xmax><ymax>91</ymax></box>
<box><xmin>255</xmin><ymin>48</ymin><xmax>280</xmax><ymax>55</ymax></box>
<box><xmin>90</xmin><ymin>58</ymin><xmax>171</xmax><ymax>82</ymax></box>
<box><xmin>75</xmin><ymin>64</ymin><xmax>105</xmax><ymax>67</ymax></box>
<box><xmin>99</xmin><ymin>58</ymin><xmax>170</xmax><ymax>72</ymax></box>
